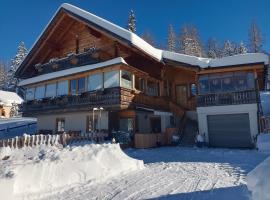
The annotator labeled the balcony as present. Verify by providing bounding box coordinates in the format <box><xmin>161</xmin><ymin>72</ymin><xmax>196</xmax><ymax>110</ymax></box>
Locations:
<box><xmin>197</xmin><ymin>90</ymin><xmax>258</xmax><ymax>107</ymax></box>
<box><xmin>22</xmin><ymin>88</ymin><xmax>121</xmax><ymax>115</ymax></box>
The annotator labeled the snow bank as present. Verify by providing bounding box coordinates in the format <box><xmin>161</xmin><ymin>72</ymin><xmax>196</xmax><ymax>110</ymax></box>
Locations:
<box><xmin>0</xmin><ymin>143</ymin><xmax>144</xmax><ymax>199</ymax></box>
<box><xmin>247</xmin><ymin>157</ymin><xmax>270</xmax><ymax>200</ymax></box>
<box><xmin>257</xmin><ymin>134</ymin><xmax>270</xmax><ymax>152</ymax></box>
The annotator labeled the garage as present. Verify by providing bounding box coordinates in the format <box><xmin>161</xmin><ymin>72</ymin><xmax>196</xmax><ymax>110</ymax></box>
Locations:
<box><xmin>207</xmin><ymin>113</ymin><xmax>253</xmax><ymax>148</ymax></box>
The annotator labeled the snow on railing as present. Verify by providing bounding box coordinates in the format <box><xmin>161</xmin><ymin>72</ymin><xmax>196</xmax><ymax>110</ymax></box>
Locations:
<box><xmin>0</xmin><ymin>132</ymin><xmax>106</xmax><ymax>149</ymax></box>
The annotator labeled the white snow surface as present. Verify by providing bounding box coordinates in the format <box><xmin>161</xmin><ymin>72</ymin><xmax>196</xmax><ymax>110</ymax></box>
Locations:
<box><xmin>18</xmin><ymin>57</ymin><xmax>127</xmax><ymax>86</ymax></box>
<box><xmin>0</xmin><ymin>143</ymin><xmax>144</xmax><ymax>200</ymax></box>
<box><xmin>256</xmin><ymin>133</ymin><xmax>270</xmax><ymax>152</ymax></box>
<box><xmin>6</xmin><ymin>146</ymin><xmax>266</xmax><ymax>200</ymax></box>
<box><xmin>0</xmin><ymin>90</ymin><xmax>23</xmax><ymax>106</ymax></box>
<box><xmin>247</xmin><ymin>156</ymin><xmax>270</xmax><ymax>200</ymax></box>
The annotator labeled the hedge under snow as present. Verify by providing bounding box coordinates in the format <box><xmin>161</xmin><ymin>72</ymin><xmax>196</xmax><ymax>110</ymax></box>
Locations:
<box><xmin>0</xmin><ymin>143</ymin><xmax>144</xmax><ymax>199</ymax></box>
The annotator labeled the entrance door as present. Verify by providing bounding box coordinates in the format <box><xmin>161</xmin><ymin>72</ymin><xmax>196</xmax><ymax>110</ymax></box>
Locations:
<box><xmin>176</xmin><ymin>85</ymin><xmax>187</xmax><ymax>106</ymax></box>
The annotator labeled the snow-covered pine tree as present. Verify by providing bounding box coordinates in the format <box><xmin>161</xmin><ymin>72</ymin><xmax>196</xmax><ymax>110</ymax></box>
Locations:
<box><xmin>222</xmin><ymin>40</ymin><xmax>237</xmax><ymax>57</ymax></box>
<box><xmin>237</xmin><ymin>41</ymin><xmax>248</xmax><ymax>54</ymax></box>
<box><xmin>167</xmin><ymin>24</ymin><xmax>176</xmax><ymax>52</ymax></box>
<box><xmin>179</xmin><ymin>25</ymin><xmax>203</xmax><ymax>57</ymax></box>
<box><xmin>141</xmin><ymin>31</ymin><xmax>155</xmax><ymax>46</ymax></box>
<box><xmin>127</xmin><ymin>10</ymin><xmax>136</xmax><ymax>33</ymax></box>
<box><xmin>0</xmin><ymin>61</ymin><xmax>8</xmax><ymax>90</ymax></box>
<box><xmin>248</xmin><ymin>21</ymin><xmax>263</xmax><ymax>53</ymax></box>
<box><xmin>7</xmin><ymin>41</ymin><xmax>28</xmax><ymax>91</ymax></box>
<box><xmin>206</xmin><ymin>38</ymin><xmax>221</xmax><ymax>58</ymax></box>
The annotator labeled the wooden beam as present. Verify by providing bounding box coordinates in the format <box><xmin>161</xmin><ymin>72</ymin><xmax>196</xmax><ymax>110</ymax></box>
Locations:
<box><xmin>197</xmin><ymin>65</ymin><xmax>264</xmax><ymax>75</ymax></box>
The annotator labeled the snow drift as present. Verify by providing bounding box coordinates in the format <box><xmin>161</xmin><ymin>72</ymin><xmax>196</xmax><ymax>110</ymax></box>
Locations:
<box><xmin>256</xmin><ymin>134</ymin><xmax>270</xmax><ymax>152</ymax></box>
<box><xmin>0</xmin><ymin>143</ymin><xmax>144</xmax><ymax>199</ymax></box>
<box><xmin>247</xmin><ymin>157</ymin><xmax>270</xmax><ymax>200</ymax></box>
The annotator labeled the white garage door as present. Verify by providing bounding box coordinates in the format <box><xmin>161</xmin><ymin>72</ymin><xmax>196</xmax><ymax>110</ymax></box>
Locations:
<box><xmin>207</xmin><ymin>113</ymin><xmax>253</xmax><ymax>148</ymax></box>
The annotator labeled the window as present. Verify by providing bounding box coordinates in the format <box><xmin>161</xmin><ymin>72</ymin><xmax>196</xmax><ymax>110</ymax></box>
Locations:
<box><xmin>135</xmin><ymin>77</ymin><xmax>145</xmax><ymax>92</ymax></box>
<box><xmin>247</xmin><ymin>72</ymin><xmax>255</xmax><ymax>89</ymax></box>
<box><xmin>57</xmin><ymin>80</ymin><xmax>68</xmax><ymax>96</ymax></box>
<box><xmin>121</xmin><ymin>70</ymin><xmax>132</xmax><ymax>89</ymax></box>
<box><xmin>26</xmin><ymin>88</ymin><xmax>35</xmax><ymax>100</ymax></box>
<box><xmin>234</xmin><ymin>72</ymin><xmax>247</xmax><ymax>90</ymax></box>
<box><xmin>35</xmin><ymin>85</ymin><xmax>45</xmax><ymax>99</ymax></box>
<box><xmin>199</xmin><ymin>75</ymin><xmax>210</xmax><ymax>94</ymax></box>
<box><xmin>147</xmin><ymin>81</ymin><xmax>159</xmax><ymax>96</ymax></box>
<box><xmin>104</xmin><ymin>70</ymin><xmax>120</xmax><ymax>88</ymax></box>
<box><xmin>56</xmin><ymin>118</ymin><xmax>65</xmax><ymax>132</ymax></box>
<box><xmin>70</xmin><ymin>79</ymin><xmax>77</xmax><ymax>95</ymax></box>
<box><xmin>190</xmin><ymin>83</ymin><xmax>197</xmax><ymax>96</ymax></box>
<box><xmin>45</xmin><ymin>83</ymin><xmax>56</xmax><ymax>98</ymax></box>
<box><xmin>209</xmin><ymin>74</ymin><xmax>222</xmax><ymax>93</ymax></box>
<box><xmin>78</xmin><ymin>78</ymin><xmax>85</xmax><ymax>93</ymax></box>
<box><xmin>221</xmin><ymin>73</ymin><xmax>234</xmax><ymax>92</ymax></box>
<box><xmin>88</xmin><ymin>73</ymin><xmax>103</xmax><ymax>91</ymax></box>
<box><xmin>69</xmin><ymin>78</ymin><xmax>86</xmax><ymax>95</ymax></box>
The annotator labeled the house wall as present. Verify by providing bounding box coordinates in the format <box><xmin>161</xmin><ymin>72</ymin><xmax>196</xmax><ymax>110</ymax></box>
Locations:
<box><xmin>197</xmin><ymin>103</ymin><xmax>258</xmax><ymax>144</ymax></box>
<box><xmin>37</xmin><ymin>111</ymin><xmax>108</xmax><ymax>133</ymax></box>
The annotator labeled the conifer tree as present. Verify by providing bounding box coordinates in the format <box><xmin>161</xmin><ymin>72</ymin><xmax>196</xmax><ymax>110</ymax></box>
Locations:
<box><xmin>127</xmin><ymin>10</ymin><xmax>136</xmax><ymax>33</ymax></box>
<box><xmin>7</xmin><ymin>41</ymin><xmax>28</xmax><ymax>91</ymax></box>
<box><xmin>248</xmin><ymin>21</ymin><xmax>263</xmax><ymax>53</ymax></box>
<box><xmin>222</xmin><ymin>40</ymin><xmax>237</xmax><ymax>57</ymax></box>
<box><xmin>238</xmin><ymin>41</ymin><xmax>248</xmax><ymax>54</ymax></box>
<box><xmin>167</xmin><ymin>24</ymin><xmax>176</xmax><ymax>52</ymax></box>
<box><xmin>206</xmin><ymin>38</ymin><xmax>221</xmax><ymax>58</ymax></box>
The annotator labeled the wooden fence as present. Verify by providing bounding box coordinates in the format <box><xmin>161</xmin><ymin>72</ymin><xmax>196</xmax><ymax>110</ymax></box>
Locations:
<box><xmin>0</xmin><ymin>132</ymin><xmax>106</xmax><ymax>149</ymax></box>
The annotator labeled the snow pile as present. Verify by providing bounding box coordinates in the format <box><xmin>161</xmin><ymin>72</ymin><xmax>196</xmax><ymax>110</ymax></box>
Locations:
<box><xmin>247</xmin><ymin>157</ymin><xmax>270</xmax><ymax>200</ymax></box>
<box><xmin>0</xmin><ymin>143</ymin><xmax>144</xmax><ymax>199</ymax></box>
<box><xmin>256</xmin><ymin>134</ymin><xmax>270</xmax><ymax>152</ymax></box>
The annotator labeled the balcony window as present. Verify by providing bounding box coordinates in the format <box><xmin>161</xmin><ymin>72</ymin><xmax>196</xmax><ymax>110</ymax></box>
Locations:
<box><xmin>121</xmin><ymin>70</ymin><xmax>132</xmax><ymax>89</ymax></box>
<box><xmin>78</xmin><ymin>78</ymin><xmax>85</xmax><ymax>93</ymax></box>
<box><xmin>70</xmin><ymin>79</ymin><xmax>77</xmax><ymax>95</ymax></box>
<box><xmin>247</xmin><ymin>72</ymin><xmax>255</xmax><ymax>89</ymax></box>
<box><xmin>104</xmin><ymin>70</ymin><xmax>120</xmax><ymax>88</ymax></box>
<box><xmin>57</xmin><ymin>80</ymin><xmax>68</xmax><ymax>96</ymax></box>
<box><xmin>147</xmin><ymin>81</ymin><xmax>159</xmax><ymax>96</ymax></box>
<box><xmin>234</xmin><ymin>72</ymin><xmax>248</xmax><ymax>90</ymax></box>
<box><xmin>35</xmin><ymin>85</ymin><xmax>45</xmax><ymax>99</ymax></box>
<box><xmin>45</xmin><ymin>83</ymin><xmax>56</xmax><ymax>98</ymax></box>
<box><xmin>88</xmin><ymin>73</ymin><xmax>103</xmax><ymax>91</ymax></box>
<box><xmin>25</xmin><ymin>88</ymin><xmax>35</xmax><ymax>100</ymax></box>
<box><xmin>199</xmin><ymin>75</ymin><xmax>210</xmax><ymax>94</ymax></box>
<box><xmin>135</xmin><ymin>77</ymin><xmax>145</xmax><ymax>92</ymax></box>
<box><xmin>221</xmin><ymin>73</ymin><xmax>234</xmax><ymax>92</ymax></box>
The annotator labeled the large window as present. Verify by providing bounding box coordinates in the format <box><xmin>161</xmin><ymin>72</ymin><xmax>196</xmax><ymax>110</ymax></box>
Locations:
<box><xmin>45</xmin><ymin>83</ymin><xmax>56</xmax><ymax>98</ymax></box>
<box><xmin>88</xmin><ymin>73</ymin><xmax>103</xmax><ymax>91</ymax></box>
<box><xmin>104</xmin><ymin>70</ymin><xmax>120</xmax><ymax>88</ymax></box>
<box><xmin>26</xmin><ymin>88</ymin><xmax>35</xmax><ymax>100</ymax></box>
<box><xmin>198</xmin><ymin>71</ymin><xmax>255</xmax><ymax>95</ymax></box>
<box><xmin>69</xmin><ymin>77</ymin><xmax>86</xmax><ymax>95</ymax></box>
<box><xmin>147</xmin><ymin>81</ymin><xmax>159</xmax><ymax>96</ymax></box>
<box><xmin>121</xmin><ymin>70</ymin><xmax>132</xmax><ymax>89</ymax></box>
<box><xmin>57</xmin><ymin>80</ymin><xmax>68</xmax><ymax>96</ymax></box>
<box><xmin>35</xmin><ymin>85</ymin><xmax>45</xmax><ymax>99</ymax></box>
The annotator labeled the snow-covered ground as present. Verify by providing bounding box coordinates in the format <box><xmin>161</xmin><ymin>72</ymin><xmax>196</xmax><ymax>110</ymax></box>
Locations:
<box><xmin>30</xmin><ymin>146</ymin><xmax>268</xmax><ymax>200</ymax></box>
<box><xmin>0</xmin><ymin>143</ymin><xmax>144</xmax><ymax>200</ymax></box>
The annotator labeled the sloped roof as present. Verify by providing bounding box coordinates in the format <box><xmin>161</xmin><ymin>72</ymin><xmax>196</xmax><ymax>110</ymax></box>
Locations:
<box><xmin>16</xmin><ymin>3</ymin><xmax>269</xmax><ymax>78</ymax></box>
<box><xmin>0</xmin><ymin>90</ymin><xmax>23</xmax><ymax>106</ymax></box>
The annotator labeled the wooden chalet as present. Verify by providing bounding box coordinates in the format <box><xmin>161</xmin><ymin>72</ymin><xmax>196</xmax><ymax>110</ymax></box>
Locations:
<box><xmin>16</xmin><ymin>4</ymin><xmax>269</xmax><ymax>148</ymax></box>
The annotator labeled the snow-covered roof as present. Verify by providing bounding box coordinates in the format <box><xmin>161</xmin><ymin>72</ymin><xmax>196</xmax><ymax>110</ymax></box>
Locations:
<box><xmin>0</xmin><ymin>90</ymin><xmax>23</xmax><ymax>106</ymax></box>
<box><xmin>18</xmin><ymin>57</ymin><xmax>127</xmax><ymax>86</ymax></box>
<box><xmin>16</xmin><ymin>3</ymin><xmax>269</xmax><ymax>78</ymax></box>
<box><xmin>163</xmin><ymin>51</ymin><xmax>269</xmax><ymax>68</ymax></box>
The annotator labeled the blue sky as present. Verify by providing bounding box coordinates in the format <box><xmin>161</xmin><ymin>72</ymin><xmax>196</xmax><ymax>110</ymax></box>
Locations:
<box><xmin>1</xmin><ymin>0</ymin><xmax>270</xmax><ymax>62</ymax></box>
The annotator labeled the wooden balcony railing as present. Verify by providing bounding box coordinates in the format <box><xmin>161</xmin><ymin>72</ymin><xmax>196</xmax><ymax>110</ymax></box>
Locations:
<box><xmin>197</xmin><ymin>90</ymin><xmax>258</xmax><ymax>107</ymax></box>
<box><xmin>260</xmin><ymin>116</ymin><xmax>270</xmax><ymax>133</ymax></box>
<box><xmin>22</xmin><ymin>88</ymin><xmax>121</xmax><ymax>114</ymax></box>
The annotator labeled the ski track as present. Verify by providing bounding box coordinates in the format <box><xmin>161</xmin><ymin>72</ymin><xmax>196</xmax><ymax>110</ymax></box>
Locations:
<box><xmin>35</xmin><ymin>147</ymin><xmax>267</xmax><ymax>200</ymax></box>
